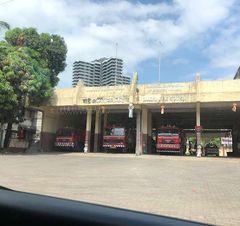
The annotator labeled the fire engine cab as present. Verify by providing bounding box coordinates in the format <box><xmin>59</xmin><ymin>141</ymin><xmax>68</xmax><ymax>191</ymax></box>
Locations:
<box><xmin>156</xmin><ymin>125</ymin><xmax>185</xmax><ymax>155</ymax></box>
<box><xmin>102</xmin><ymin>126</ymin><xmax>129</xmax><ymax>152</ymax></box>
<box><xmin>54</xmin><ymin>127</ymin><xmax>85</xmax><ymax>151</ymax></box>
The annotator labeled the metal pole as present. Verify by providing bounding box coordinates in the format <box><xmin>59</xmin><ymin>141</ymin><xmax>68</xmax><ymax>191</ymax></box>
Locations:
<box><xmin>158</xmin><ymin>41</ymin><xmax>163</xmax><ymax>83</ymax></box>
<box><xmin>115</xmin><ymin>42</ymin><xmax>118</xmax><ymax>86</ymax></box>
<box><xmin>158</xmin><ymin>54</ymin><xmax>161</xmax><ymax>82</ymax></box>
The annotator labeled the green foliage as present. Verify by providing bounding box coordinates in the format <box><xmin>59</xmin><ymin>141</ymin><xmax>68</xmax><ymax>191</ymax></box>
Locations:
<box><xmin>208</xmin><ymin>137</ymin><xmax>221</xmax><ymax>147</ymax></box>
<box><xmin>5</xmin><ymin>27</ymin><xmax>67</xmax><ymax>86</ymax></box>
<box><xmin>0</xmin><ymin>71</ymin><xmax>17</xmax><ymax>122</ymax></box>
<box><xmin>188</xmin><ymin>136</ymin><xmax>221</xmax><ymax>147</ymax></box>
<box><xmin>0</xmin><ymin>21</ymin><xmax>10</xmax><ymax>30</ymax></box>
<box><xmin>0</xmin><ymin>41</ymin><xmax>53</xmax><ymax>123</ymax></box>
<box><xmin>0</xmin><ymin>26</ymin><xmax>67</xmax><ymax>147</ymax></box>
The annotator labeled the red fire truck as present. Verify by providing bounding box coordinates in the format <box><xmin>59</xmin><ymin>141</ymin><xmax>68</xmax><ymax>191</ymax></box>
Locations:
<box><xmin>54</xmin><ymin>127</ymin><xmax>85</xmax><ymax>151</ymax></box>
<box><xmin>102</xmin><ymin>126</ymin><xmax>133</xmax><ymax>152</ymax></box>
<box><xmin>156</xmin><ymin>126</ymin><xmax>185</xmax><ymax>155</ymax></box>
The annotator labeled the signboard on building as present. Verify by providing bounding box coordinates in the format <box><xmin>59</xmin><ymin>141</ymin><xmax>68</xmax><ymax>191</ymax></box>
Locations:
<box><xmin>82</xmin><ymin>95</ymin><xmax>129</xmax><ymax>105</ymax></box>
<box><xmin>221</xmin><ymin>137</ymin><xmax>232</xmax><ymax>145</ymax></box>
<box><xmin>141</xmin><ymin>94</ymin><xmax>191</xmax><ymax>103</ymax></box>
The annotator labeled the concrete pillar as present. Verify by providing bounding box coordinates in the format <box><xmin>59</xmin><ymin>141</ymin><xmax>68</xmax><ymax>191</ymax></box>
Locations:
<box><xmin>232</xmin><ymin>114</ymin><xmax>240</xmax><ymax>156</ymax></box>
<box><xmin>232</xmin><ymin>127</ymin><xmax>238</xmax><ymax>155</ymax></box>
<box><xmin>84</xmin><ymin>109</ymin><xmax>92</xmax><ymax>153</ymax></box>
<box><xmin>103</xmin><ymin>112</ymin><xmax>108</xmax><ymax>128</ymax></box>
<box><xmin>196</xmin><ymin>102</ymin><xmax>202</xmax><ymax>157</ymax></box>
<box><xmin>141</xmin><ymin>108</ymin><xmax>148</xmax><ymax>154</ymax></box>
<box><xmin>196</xmin><ymin>102</ymin><xmax>201</xmax><ymax>126</ymax></box>
<box><xmin>147</xmin><ymin>111</ymin><xmax>152</xmax><ymax>153</ymax></box>
<box><xmin>135</xmin><ymin>110</ymin><xmax>141</xmax><ymax>155</ymax></box>
<box><xmin>94</xmin><ymin>110</ymin><xmax>101</xmax><ymax>152</ymax></box>
<box><xmin>41</xmin><ymin>108</ymin><xmax>59</xmax><ymax>152</ymax></box>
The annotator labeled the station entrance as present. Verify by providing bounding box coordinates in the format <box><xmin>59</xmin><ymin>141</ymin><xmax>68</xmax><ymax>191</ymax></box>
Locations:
<box><xmin>44</xmin><ymin>102</ymin><xmax>239</xmax><ymax>157</ymax></box>
<box><xmin>149</xmin><ymin>102</ymin><xmax>239</xmax><ymax>156</ymax></box>
<box><xmin>51</xmin><ymin>107</ymin><xmax>137</xmax><ymax>153</ymax></box>
<box><xmin>42</xmin><ymin>100</ymin><xmax>240</xmax><ymax>157</ymax></box>
<box><xmin>101</xmin><ymin>110</ymin><xmax>136</xmax><ymax>153</ymax></box>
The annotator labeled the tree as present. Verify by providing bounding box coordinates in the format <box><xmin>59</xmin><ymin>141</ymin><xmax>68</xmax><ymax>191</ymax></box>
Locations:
<box><xmin>0</xmin><ymin>70</ymin><xmax>17</xmax><ymax>148</ymax></box>
<box><xmin>5</xmin><ymin>28</ymin><xmax>67</xmax><ymax>86</ymax></box>
<box><xmin>0</xmin><ymin>27</ymin><xmax>67</xmax><ymax>148</ymax></box>
<box><xmin>0</xmin><ymin>40</ymin><xmax>55</xmax><ymax>148</ymax></box>
<box><xmin>0</xmin><ymin>71</ymin><xmax>17</xmax><ymax>123</ymax></box>
<box><xmin>0</xmin><ymin>21</ymin><xmax>10</xmax><ymax>30</ymax></box>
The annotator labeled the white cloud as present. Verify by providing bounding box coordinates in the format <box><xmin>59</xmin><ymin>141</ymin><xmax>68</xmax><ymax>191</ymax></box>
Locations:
<box><xmin>206</xmin><ymin>22</ymin><xmax>240</xmax><ymax>68</ymax></box>
<box><xmin>175</xmin><ymin>0</ymin><xmax>233</xmax><ymax>33</ymax></box>
<box><xmin>0</xmin><ymin>0</ymin><xmax>235</xmax><ymax>87</ymax></box>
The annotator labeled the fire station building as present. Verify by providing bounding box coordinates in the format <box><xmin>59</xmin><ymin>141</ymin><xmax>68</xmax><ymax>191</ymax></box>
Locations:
<box><xmin>40</xmin><ymin>73</ymin><xmax>240</xmax><ymax>156</ymax></box>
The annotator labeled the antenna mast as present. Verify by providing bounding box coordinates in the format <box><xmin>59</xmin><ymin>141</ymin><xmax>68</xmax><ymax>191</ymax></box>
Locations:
<box><xmin>158</xmin><ymin>41</ymin><xmax>163</xmax><ymax>83</ymax></box>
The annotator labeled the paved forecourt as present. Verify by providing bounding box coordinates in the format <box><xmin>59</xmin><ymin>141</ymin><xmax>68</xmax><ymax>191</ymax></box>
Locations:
<box><xmin>0</xmin><ymin>153</ymin><xmax>240</xmax><ymax>225</ymax></box>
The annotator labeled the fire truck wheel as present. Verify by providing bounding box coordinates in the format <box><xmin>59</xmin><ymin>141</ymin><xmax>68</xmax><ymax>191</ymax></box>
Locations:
<box><xmin>104</xmin><ymin>148</ymin><xmax>108</xmax><ymax>153</ymax></box>
<box><xmin>80</xmin><ymin>143</ymin><xmax>84</xmax><ymax>152</ymax></box>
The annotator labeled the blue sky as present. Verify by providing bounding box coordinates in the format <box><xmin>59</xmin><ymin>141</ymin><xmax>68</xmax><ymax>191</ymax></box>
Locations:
<box><xmin>0</xmin><ymin>0</ymin><xmax>240</xmax><ymax>86</ymax></box>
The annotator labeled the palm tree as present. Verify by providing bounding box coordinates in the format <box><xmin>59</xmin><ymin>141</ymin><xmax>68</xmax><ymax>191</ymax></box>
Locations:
<box><xmin>0</xmin><ymin>21</ymin><xmax>10</xmax><ymax>30</ymax></box>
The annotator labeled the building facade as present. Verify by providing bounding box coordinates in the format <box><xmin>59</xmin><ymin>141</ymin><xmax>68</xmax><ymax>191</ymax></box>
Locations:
<box><xmin>234</xmin><ymin>66</ymin><xmax>240</xmax><ymax>79</ymax></box>
<box><xmin>41</xmin><ymin>73</ymin><xmax>240</xmax><ymax>156</ymax></box>
<box><xmin>72</xmin><ymin>58</ymin><xmax>130</xmax><ymax>87</ymax></box>
<box><xmin>0</xmin><ymin>108</ymin><xmax>42</xmax><ymax>150</ymax></box>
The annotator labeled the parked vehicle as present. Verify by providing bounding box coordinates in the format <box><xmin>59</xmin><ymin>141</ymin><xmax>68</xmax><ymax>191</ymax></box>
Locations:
<box><xmin>103</xmin><ymin>126</ymin><xmax>130</xmax><ymax>152</ymax></box>
<box><xmin>204</xmin><ymin>142</ymin><xmax>219</xmax><ymax>156</ymax></box>
<box><xmin>156</xmin><ymin>126</ymin><xmax>185</xmax><ymax>155</ymax></box>
<box><xmin>54</xmin><ymin>127</ymin><xmax>85</xmax><ymax>151</ymax></box>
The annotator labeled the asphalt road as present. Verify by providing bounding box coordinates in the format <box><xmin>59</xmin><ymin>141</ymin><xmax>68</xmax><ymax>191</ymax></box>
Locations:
<box><xmin>0</xmin><ymin>153</ymin><xmax>240</xmax><ymax>225</ymax></box>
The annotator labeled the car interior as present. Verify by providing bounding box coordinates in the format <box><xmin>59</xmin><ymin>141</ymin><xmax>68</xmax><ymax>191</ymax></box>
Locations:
<box><xmin>0</xmin><ymin>187</ymin><xmax>207</xmax><ymax>226</ymax></box>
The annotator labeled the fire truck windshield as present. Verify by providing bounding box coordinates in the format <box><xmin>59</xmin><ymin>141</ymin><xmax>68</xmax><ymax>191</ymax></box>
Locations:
<box><xmin>57</xmin><ymin>129</ymin><xmax>74</xmax><ymax>137</ymax></box>
<box><xmin>105</xmin><ymin>128</ymin><xmax>125</xmax><ymax>136</ymax></box>
<box><xmin>158</xmin><ymin>129</ymin><xmax>179</xmax><ymax>136</ymax></box>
